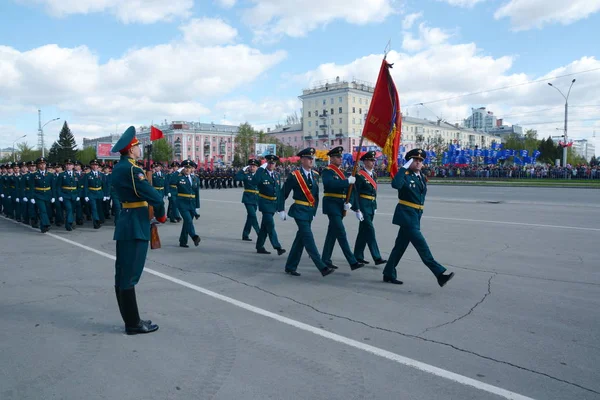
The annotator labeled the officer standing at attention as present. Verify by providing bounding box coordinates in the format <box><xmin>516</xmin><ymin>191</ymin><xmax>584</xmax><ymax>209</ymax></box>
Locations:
<box><xmin>235</xmin><ymin>159</ymin><xmax>261</xmax><ymax>241</ymax></box>
<box><xmin>320</xmin><ymin>146</ymin><xmax>364</xmax><ymax>271</ymax></box>
<box><xmin>278</xmin><ymin>148</ymin><xmax>335</xmax><ymax>277</ymax></box>
<box><xmin>351</xmin><ymin>151</ymin><xmax>387</xmax><ymax>265</ymax></box>
<box><xmin>254</xmin><ymin>155</ymin><xmax>286</xmax><ymax>256</ymax></box>
<box><xmin>382</xmin><ymin>149</ymin><xmax>455</xmax><ymax>287</ymax></box>
<box><xmin>176</xmin><ymin>160</ymin><xmax>201</xmax><ymax>248</ymax></box>
<box><xmin>30</xmin><ymin>157</ymin><xmax>55</xmax><ymax>233</ymax></box>
<box><xmin>111</xmin><ymin>126</ymin><xmax>167</xmax><ymax>335</ymax></box>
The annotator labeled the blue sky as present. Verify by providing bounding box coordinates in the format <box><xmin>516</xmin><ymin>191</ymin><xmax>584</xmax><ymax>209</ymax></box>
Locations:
<box><xmin>1</xmin><ymin>0</ymin><xmax>599</xmax><ymax>154</ymax></box>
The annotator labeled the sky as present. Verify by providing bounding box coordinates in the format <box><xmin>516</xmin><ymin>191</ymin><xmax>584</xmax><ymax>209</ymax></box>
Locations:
<box><xmin>0</xmin><ymin>0</ymin><xmax>599</xmax><ymax>155</ymax></box>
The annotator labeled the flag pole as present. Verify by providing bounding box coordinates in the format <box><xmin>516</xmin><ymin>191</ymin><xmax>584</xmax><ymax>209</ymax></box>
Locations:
<box><xmin>344</xmin><ymin>42</ymin><xmax>390</xmax><ymax>215</ymax></box>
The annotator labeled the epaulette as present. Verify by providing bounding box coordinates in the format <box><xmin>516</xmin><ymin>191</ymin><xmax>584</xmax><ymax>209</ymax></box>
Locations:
<box><xmin>178</xmin><ymin>173</ymin><xmax>183</xmax><ymax>176</ymax></box>
<box><xmin>312</xmin><ymin>170</ymin><xmax>320</xmax><ymax>175</ymax></box>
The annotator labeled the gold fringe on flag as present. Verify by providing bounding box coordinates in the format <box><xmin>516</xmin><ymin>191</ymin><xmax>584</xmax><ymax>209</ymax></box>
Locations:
<box><xmin>383</xmin><ymin>124</ymin><xmax>398</xmax><ymax>173</ymax></box>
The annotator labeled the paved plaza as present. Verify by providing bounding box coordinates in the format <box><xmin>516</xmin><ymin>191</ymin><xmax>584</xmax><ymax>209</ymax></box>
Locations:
<box><xmin>1</xmin><ymin>185</ymin><xmax>599</xmax><ymax>400</ymax></box>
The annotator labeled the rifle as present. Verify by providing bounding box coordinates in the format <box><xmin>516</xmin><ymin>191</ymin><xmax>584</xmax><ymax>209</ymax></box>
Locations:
<box><xmin>144</xmin><ymin>143</ymin><xmax>161</xmax><ymax>249</ymax></box>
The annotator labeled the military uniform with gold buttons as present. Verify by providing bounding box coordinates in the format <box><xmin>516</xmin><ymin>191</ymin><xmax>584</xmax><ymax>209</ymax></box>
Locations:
<box><xmin>29</xmin><ymin>157</ymin><xmax>55</xmax><ymax>233</ymax></box>
<box><xmin>254</xmin><ymin>155</ymin><xmax>285</xmax><ymax>255</ymax></box>
<box><xmin>235</xmin><ymin>159</ymin><xmax>261</xmax><ymax>241</ymax></box>
<box><xmin>176</xmin><ymin>160</ymin><xmax>201</xmax><ymax>247</ymax></box>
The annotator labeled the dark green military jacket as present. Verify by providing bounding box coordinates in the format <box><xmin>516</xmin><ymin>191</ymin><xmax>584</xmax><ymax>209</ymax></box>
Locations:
<box><xmin>84</xmin><ymin>171</ymin><xmax>105</xmax><ymax>199</ymax></box>
<box><xmin>321</xmin><ymin>165</ymin><xmax>349</xmax><ymax>217</ymax></box>
<box><xmin>175</xmin><ymin>173</ymin><xmax>200</xmax><ymax>210</ymax></box>
<box><xmin>391</xmin><ymin>167</ymin><xmax>427</xmax><ymax>229</ymax></box>
<box><xmin>167</xmin><ymin>172</ymin><xmax>179</xmax><ymax>195</ymax></box>
<box><xmin>279</xmin><ymin>169</ymin><xmax>320</xmax><ymax>221</ymax></box>
<box><xmin>351</xmin><ymin>169</ymin><xmax>378</xmax><ymax>215</ymax></box>
<box><xmin>56</xmin><ymin>171</ymin><xmax>79</xmax><ymax>200</ymax></box>
<box><xmin>152</xmin><ymin>171</ymin><xmax>166</xmax><ymax>195</ymax></box>
<box><xmin>112</xmin><ymin>156</ymin><xmax>165</xmax><ymax>241</ymax></box>
<box><xmin>255</xmin><ymin>167</ymin><xmax>283</xmax><ymax>214</ymax></box>
<box><xmin>235</xmin><ymin>169</ymin><xmax>259</xmax><ymax>205</ymax></box>
<box><xmin>30</xmin><ymin>170</ymin><xmax>55</xmax><ymax>201</ymax></box>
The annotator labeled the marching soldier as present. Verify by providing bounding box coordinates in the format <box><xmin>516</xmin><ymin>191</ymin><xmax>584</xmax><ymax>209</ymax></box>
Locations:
<box><xmin>30</xmin><ymin>157</ymin><xmax>55</xmax><ymax>233</ymax></box>
<box><xmin>166</xmin><ymin>161</ymin><xmax>182</xmax><ymax>223</ymax></box>
<box><xmin>382</xmin><ymin>149</ymin><xmax>455</xmax><ymax>287</ymax></box>
<box><xmin>235</xmin><ymin>159</ymin><xmax>261</xmax><ymax>241</ymax></box>
<box><xmin>152</xmin><ymin>162</ymin><xmax>166</xmax><ymax>199</ymax></box>
<box><xmin>19</xmin><ymin>162</ymin><xmax>32</xmax><ymax>225</ymax></box>
<box><xmin>111</xmin><ymin>126</ymin><xmax>167</xmax><ymax>335</ymax></box>
<box><xmin>52</xmin><ymin>163</ymin><xmax>65</xmax><ymax>227</ymax></box>
<box><xmin>4</xmin><ymin>162</ymin><xmax>15</xmax><ymax>219</ymax></box>
<box><xmin>255</xmin><ymin>155</ymin><xmax>286</xmax><ymax>256</ymax></box>
<box><xmin>102</xmin><ymin>165</ymin><xmax>113</xmax><ymax>221</ymax></box>
<box><xmin>84</xmin><ymin>159</ymin><xmax>105</xmax><ymax>229</ymax></box>
<box><xmin>27</xmin><ymin>161</ymin><xmax>39</xmax><ymax>228</ymax></box>
<box><xmin>320</xmin><ymin>146</ymin><xmax>364</xmax><ymax>271</ymax></box>
<box><xmin>14</xmin><ymin>163</ymin><xmax>24</xmax><ymax>222</ymax></box>
<box><xmin>278</xmin><ymin>147</ymin><xmax>335</xmax><ymax>277</ymax></box>
<box><xmin>56</xmin><ymin>159</ymin><xmax>79</xmax><ymax>231</ymax></box>
<box><xmin>176</xmin><ymin>160</ymin><xmax>201</xmax><ymax>248</ymax></box>
<box><xmin>73</xmin><ymin>161</ymin><xmax>85</xmax><ymax>225</ymax></box>
<box><xmin>351</xmin><ymin>151</ymin><xmax>387</xmax><ymax>265</ymax></box>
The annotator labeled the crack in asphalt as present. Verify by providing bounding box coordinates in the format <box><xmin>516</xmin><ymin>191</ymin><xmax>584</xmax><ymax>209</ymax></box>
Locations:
<box><xmin>203</xmin><ymin>270</ymin><xmax>599</xmax><ymax>396</ymax></box>
<box><xmin>419</xmin><ymin>273</ymin><xmax>495</xmax><ymax>336</ymax></box>
<box><xmin>484</xmin><ymin>243</ymin><xmax>510</xmax><ymax>260</ymax></box>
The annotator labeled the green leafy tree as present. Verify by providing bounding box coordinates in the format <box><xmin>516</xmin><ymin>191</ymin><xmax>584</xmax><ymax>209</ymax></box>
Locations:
<box><xmin>76</xmin><ymin>147</ymin><xmax>97</xmax><ymax>164</ymax></box>
<box><xmin>234</xmin><ymin>122</ymin><xmax>257</xmax><ymax>162</ymax></box>
<box><xmin>151</xmin><ymin>138</ymin><xmax>173</xmax><ymax>162</ymax></box>
<box><xmin>56</xmin><ymin>121</ymin><xmax>78</xmax><ymax>161</ymax></box>
<box><xmin>48</xmin><ymin>141</ymin><xmax>61</xmax><ymax>163</ymax></box>
<box><xmin>16</xmin><ymin>142</ymin><xmax>42</xmax><ymax>162</ymax></box>
<box><xmin>590</xmin><ymin>155</ymin><xmax>598</xmax><ymax>167</ymax></box>
<box><xmin>232</xmin><ymin>153</ymin><xmax>243</xmax><ymax>168</ymax></box>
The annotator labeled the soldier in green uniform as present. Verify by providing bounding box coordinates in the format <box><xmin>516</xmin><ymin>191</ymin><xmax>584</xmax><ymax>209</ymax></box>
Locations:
<box><xmin>29</xmin><ymin>157</ymin><xmax>55</xmax><ymax>233</ymax></box>
<box><xmin>26</xmin><ymin>161</ymin><xmax>39</xmax><ymax>228</ymax></box>
<box><xmin>52</xmin><ymin>163</ymin><xmax>65</xmax><ymax>227</ymax></box>
<box><xmin>166</xmin><ymin>161</ymin><xmax>182</xmax><ymax>223</ymax></box>
<box><xmin>254</xmin><ymin>155</ymin><xmax>286</xmax><ymax>255</ymax></box>
<box><xmin>56</xmin><ymin>159</ymin><xmax>79</xmax><ymax>231</ymax></box>
<box><xmin>278</xmin><ymin>148</ymin><xmax>335</xmax><ymax>277</ymax></box>
<box><xmin>351</xmin><ymin>151</ymin><xmax>387</xmax><ymax>265</ymax></box>
<box><xmin>152</xmin><ymin>162</ymin><xmax>166</xmax><ymax>200</ymax></box>
<box><xmin>111</xmin><ymin>126</ymin><xmax>167</xmax><ymax>335</ymax></box>
<box><xmin>176</xmin><ymin>160</ymin><xmax>201</xmax><ymax>248</ymax></box>
<box><xmin>84</xmin><ymin>159</ymin><xmax>106</xmax><ymax>229</ymax></box>
<box><xmin>382</xmin><ymin>149</ymin><xmax>455</xmax><ymax>287</ymax></box>
<box><xmin>102</xmin><ymin>165</ymin><xmax>113</xmax><ymax>221</ymax></box>
<box><xmin>320</xmin><ymin>146</ymin><xmax>364</xmax><ymax>271</ymax></box>
<box><xmin>4</xmin><ymin>162</ymin><xmax>15</xmax><ymax>219</ymax></box>
<box><xmin>19</xmin><ymin>162</ymin><xmax>31</xmax><ymax>225</ymax></box>
<box><xmin>235</xmin><ymin>159</ymin><xmax>261</xmax><ymax>241</ymax></box>
<box><xmin>73</xmin><ymin>161</ymin><xmax>84</xmax><ymax>225</ymax></box>
<box><xmin>0</xmin><ymin>164</ymin><xmax>5</xmax><ymax>215</ymax></box>
<box><xmin>14</xmin><ymin>163</ymin><xmax>25</xmax><ymax>222</ymax></box>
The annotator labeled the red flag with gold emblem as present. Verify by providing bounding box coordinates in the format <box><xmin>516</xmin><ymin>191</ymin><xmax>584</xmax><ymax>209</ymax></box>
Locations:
<box><xmin>362</xmin><ymin>59</ymin><xmax>401</xmax><ymax>177</ymax></box>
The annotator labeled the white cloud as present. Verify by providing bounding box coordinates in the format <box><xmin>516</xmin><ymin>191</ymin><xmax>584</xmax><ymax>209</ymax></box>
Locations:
<box><xmin>241</xmin><ymin>0</ymin><xmax>396</xmax><ymax>41</ymax></box>
<box><xmin>494</xmin><ymin>0</ymin><xmax>600</xmax><ymax>31</ymax></box>
<box><xmin>0</xmin><ymin>19</ymin><xmax>287</xmax><ymax>146</ymax></box>
<box><xmin>214</xmin><ymin>98</ymin><xmax>301</xmax><ymax>128</ymax></box>
<box><xmin>402</xmin><ymin>23</ymin><xmax>452</xmax><ymax>52</ymax></box>
<box><xmin>402</xmin><ymin>12</ymin><xmax>423</xmax><ymax>30</ymax></box>
<box><xmin>180</xmin><ymin>18</ymin><xmax>238</xmax><ymax>45</ymax></box>
<box><xmin>437</xmin><ymin>0</ymin><xmax>486</xmax><ymax>7</ymax></box>
<box><xmin>215</xmin><ymin>0</ymin><xmax>236</xmax><ymax>8</ymax></box>
<box><xmin>21</xmin><ymin>0</ymin><xmax>193</xmax><ymax>23</ymax></box>
<box><xmin>294</xmin><ymin>45</ymin><xmax>600</xmax><ymax>145</ymax></box>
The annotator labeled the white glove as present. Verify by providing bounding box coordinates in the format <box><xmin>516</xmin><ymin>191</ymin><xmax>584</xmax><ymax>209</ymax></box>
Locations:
<box><xmin>243</xmin><ymin>166</ymin><xmax>249</xmax><ymax>172</ymax></box>
<box><xmin>8</xmin><ymin>196</ymin><xmax>11</xmax><ymax>199</ymax></box>
<box><xmin>59</xmin><ymin>197</ymin><xmax>63</xmax><ymax>202</ymax></box>
<box><xmin>167</xmin><ymin>193</ymin><xmax>171</xmax><ymax>198</ymax></box>
<box><xmin>150</xmin><ymin>217</ymin><xmax>159</xmax><ymax>225</ymax></box>
<box><xmin>374</xmin><ymin>209</ymin><xmax>377</xmax><ymax>215</ymax></box>
<box><xmin>343</xmin><ymin>202</ymin><xmax>352</xmax><ymax>211</ymax></box>
<box><xmin>16</xmin><ymin>198</ymin><xmax>19</xmax><ymax>203</ymax></box>
<box><xmin>260</xmin><ymin>163</ymin><xmax>267</xmax><ymax>169</ymax></box>
<box><xmin>177</xmin><ymin>167</ymin><xmax>184</xmax><ymax>173</ymax></box>
<box><xmin>278</xmin><ymin>211</ymin><xmax>287</xmax><ymax>221</ymax></box>
<box><xmin>51</xmin><ymin>198</ymin><xmax>55</xmax><ymax>203</ymax></box>
<box><xmin>0</xmin><ymin>194</ymin><xmax>3</xmax><ymax>198</ymax></box>
<box><xmin>195</xmin><ymin>208</ymin><xmax>200</xmax><ymax>214</ymax></box>
<box><xmin>23</xmin><ymin>197</ymin><xmax>28</xmax><ymax>202</ymax></box>
<box><xmin>31</xmin><ymin>199</ymin><xmax>35</xmax><ymax>204</ymax></box>
<box><xmin>403</xmin><ymin>158</ymin><xmax>414</xmax><ymax>169</ymax></box>
<box><xmin>76</xmin><ymin>197</ymin><xmax>80</xmax><ymax>201</ymax></box>
<box><xmin>85</xmin><ymin>197</ymin><xmax>89</xmax><ymax>202</ymax></box>
<box><xmin>347</xmin><ymin>176</ymin><xmax>356</xmax><ymax>184</ymax></box>
<box><xmin>355</xmin><ymin>210</ymin><xmax>364</xmax><ymax>221</ymax></box>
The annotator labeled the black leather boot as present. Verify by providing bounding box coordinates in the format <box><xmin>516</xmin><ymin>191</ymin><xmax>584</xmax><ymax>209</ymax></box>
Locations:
<box><xmin>119</xmin><ymin>287</ymin><xmax>158</xmax><ymax>335</ymax></box>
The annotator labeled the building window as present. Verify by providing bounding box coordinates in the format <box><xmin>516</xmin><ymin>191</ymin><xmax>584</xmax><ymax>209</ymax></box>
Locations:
<box><xmin>352</xmin><ymin>107</ymin><xmax>356</xmax><ymax>113</ymax></box>
<box><xmin>359</xmin><ymin>108</ymin><xmax>362</xmax><ymax>114</ymax></box>
<box><xmin>308</xmin><ymin>121</ymin><xmax>312</xmax><ymax>127</ymax></box>
<box><xmin>322</xmin><ymin>99</ymin><xmax>326</xmax><ymax>105</ymax></box>
<box><xmin>339</xmin><ymin>129</ymin><xmax>342</xmax><ymax>134</ymax></box>
<box><xmin>331</xmin><ymin>140</ymin><xmax>335</xmax><ymax>146</ymax></box>
<box><xmin>353</xmin><ymin>128</ymin><xmax>356</xmax><ymax>134</ymax></box>
<box><xmin>338</xmin><ymin>97</ymin><xmax>342</xmax><ymax>103</ymax></box>
<box><xmin>308</xmin><ymin>111</ymin><xmax>311</xmax><ymax>117</ymax></box>
<box><xmin>338</xmin><ymin>107</ymin><xmax>342</xmax><ymax>113</ymax></box>
<box><xmin>339</xmin><ymin>117</ymin><xmax>342</xmax><ymax>124</ymax></box>
<box><xmin>315</xmin><ymin>110</ymin><xmax>318</xmax><ymax>116</ymax></box>
<box><xmin>331</xmin><ymin>108</ymin><xmax>334</xmax><ymax>115</ymax></box>
<box><xmin>323</xmin><ymin>109</ymin><xmax>327</xmax><ymax>116</ymax></box>
<box><xmin>330</xmin><ymin>98</ymin><xmax>334</xmax><ymax>104</ymax></box>
<box><xmin>331</xmin><ymin>119</ymin><xmax>335</xmax><ymax>125</ymax></box>
<box><xmin>359</xmin><ymin>98</ymin><xmax>362</xmax><ymax>105</ymax></box>
<box><xmin>353</xmin><ymin>96</ymin><xmax>356</xmax><ymax>103</ymax></box>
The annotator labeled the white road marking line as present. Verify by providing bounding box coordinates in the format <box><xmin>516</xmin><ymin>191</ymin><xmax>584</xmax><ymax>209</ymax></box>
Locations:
<box><xmin>201</xmin><ymin>199</ymin><xmax>598</xmax><ymax>232</ymax></box>
<box><xmin>1</xmin><ymin>216</ymin><xmax>534</xmax><ymax>400</ymax></box>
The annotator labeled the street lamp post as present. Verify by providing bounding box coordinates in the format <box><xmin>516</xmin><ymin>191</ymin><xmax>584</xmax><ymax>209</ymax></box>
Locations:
<box><xmin>40</xmin><ymin>117</ymin><xmax>61</xmax><ymax>157</ymax></box>
<box><xmin>548</xmin><ymin>79</ymin><xmax>576</xmax><ymax>167</ymax></box>
<box><xmin>12</xmin><ymin>134</ymin><xmax>27</xmax><ymax>162</ymax></box>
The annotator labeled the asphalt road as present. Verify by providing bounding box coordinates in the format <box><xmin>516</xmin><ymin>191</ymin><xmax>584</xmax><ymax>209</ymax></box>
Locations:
<box><xmin>1</xmin><ymin>184</ymin><xmax>599</xmax><ymax>400</ymax></box>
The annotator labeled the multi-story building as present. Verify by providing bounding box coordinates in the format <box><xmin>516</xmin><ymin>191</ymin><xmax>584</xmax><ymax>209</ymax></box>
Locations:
<box><xmin>83</xmin><ymin>121</ymin><xmax>238</xmax><ymax>165</ymax></box>
<box><xmin>464</xmin><ymin>107</ymin><xmax>497</xmax><ymax>132</ymax></box>
<box><xmin>0</xmin><ymin>147</ymin><xmax>14</xmax><ymax>160</ymax></box>
<box><xmin>572</xmin><ymin>139</ymin><xmax>595</xmax><ymax>162</ymax></box>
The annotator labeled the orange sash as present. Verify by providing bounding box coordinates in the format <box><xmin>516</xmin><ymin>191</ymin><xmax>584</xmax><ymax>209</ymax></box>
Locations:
<box><xmin>292</xmin><ymin>170</ymin><xmax>315</xmax><ymax>207</ymax></box>
<box><xmin>327</xmin><ymin>164</ymin><xmax>346</xmax><ymax>180</ymax></box>
<box><xmin>359</xmin><ymin>170</ymin><xmax>377</xmax><ymax>190</ymax></box>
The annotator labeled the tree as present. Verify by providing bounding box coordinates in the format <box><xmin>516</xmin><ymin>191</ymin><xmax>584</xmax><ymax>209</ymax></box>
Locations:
<box><xmin>56</xmin><ymin>121</ymin><xmax>78</xmax><ymax>161</ymax></box>
<box><xmin>151</xmin><ymin>138</ymin><xmax>173</xmax><ymax>162</ymax></box>
<box><xmin>48</xmin><ymin>141</ymin><xmax>61</xmax><ymax>163</ymax></box>
<box><xmin>285</xmin><ymin>111</ymin><xmax>301</xmax><ymax>125</ymax></box>
<box><xmin>15</xmin><ymin>142</ymin><xmax>42</xmax><ymax>162</ymax></box>
<box><xmin>76</xmin><ymin>147</ymin><xmax>97</xmax><ymax>164</ymax></box>
<box><xmin>537</xmin><ymin>136</ymin><xmax>560</xmax><ymax>164</ymax></box>
<box><xmin>234</xmin><ymin>122</ymin><xmax>257</xmax><ymax>162</ymax></box>
<box><xmin>232</xmin><ymin>154</ymin><xmax>243</xmax><ymax>168</ymax></box>
<box><xmin>590</xmin><ymin>156</ymin><xmax>598</xmax><ymax>167</ymax></box>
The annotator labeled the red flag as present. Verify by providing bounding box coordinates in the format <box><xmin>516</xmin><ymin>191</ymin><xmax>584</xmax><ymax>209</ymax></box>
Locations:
<box><xmin>362</xmin><ymin>59</ymin><xmax>402</xmax><ymax>177</ymax></box>
<box><xmin>150</xmin><ymin>126</ymin><xmax>164</xmax><ymax>141</ymax></box>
